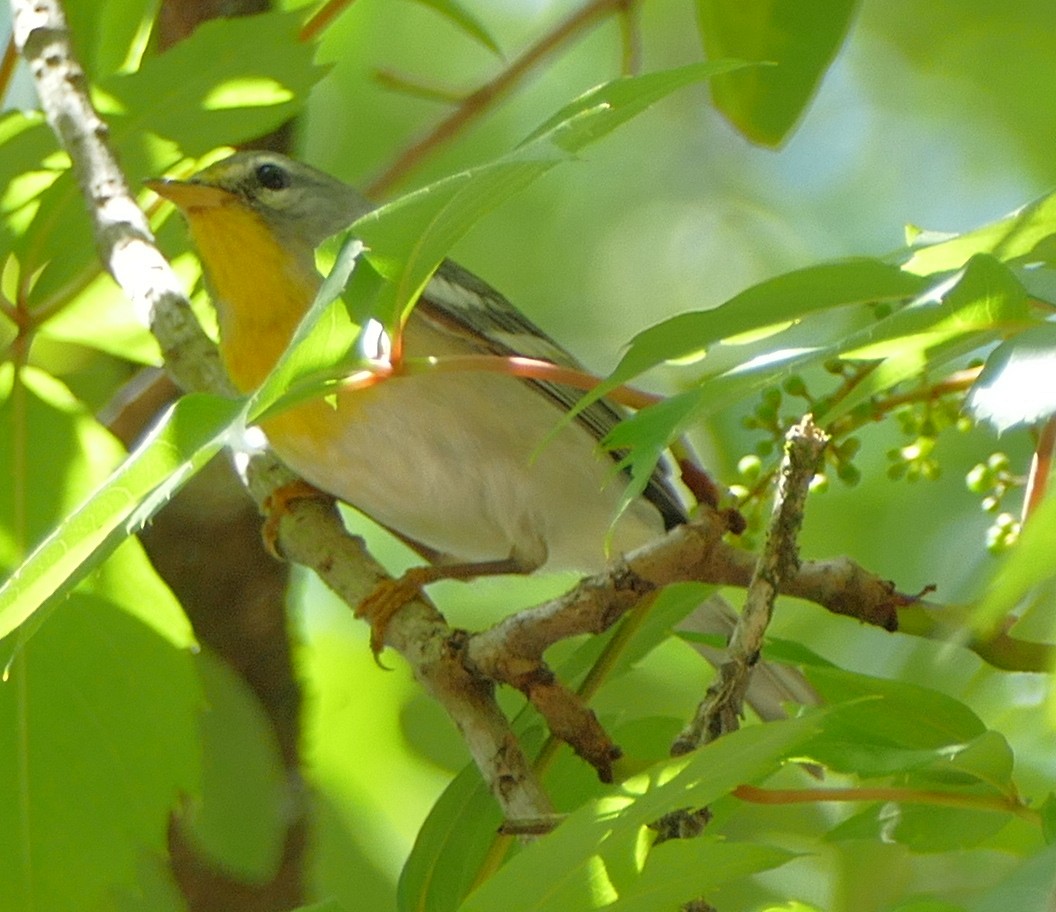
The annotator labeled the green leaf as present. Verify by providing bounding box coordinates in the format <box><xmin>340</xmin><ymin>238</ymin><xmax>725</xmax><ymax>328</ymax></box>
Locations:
<box><xmin>975</xmin><ymin>491</ymin><xmax>1056</xmax><ymax>630</ymax></box>
<box><xmin>967</xmin><ymin>323</ymin><xmax>1056</xmax><ymax>431</ymax></box>
<box><xmin>603</xmin><ymin>255</ymin><xmax>1026</xmax><ymax>480</ymax></box>
<box><xmin>605</xmin><ymin>840</ymin><xmax>795</xmax><ymax>912</ymax></box>
<box><xmin>15</xmin><ymin>167</ymin><xmax>98</xmax><ymax>314</ymax></box>
<box><xmin>603</xmin><ymin>393</ymin><xmax>708</xmax><ymax>521</ymax></box>
<box><xmin>968</xmin><ymin>843</ymin><xmax>1056</xmax><ymax>912</ymax></box>
<box><xmin>352</xmin><ymin>144</ymin><xmax>573</xmax><ymax>332</ymax></box>
<box><xmin>593</xmin><ymin>261</ymin><xmax>929</xmax><ymax>489</ymax></box>
<box><xmin>607</xmin><ymin>259</ymin><xmax>927</xmax><ymax>392</ymax></box>
<box><xmin>0</xmin><ymin>388</ymin><xmax>241</xmax><ymax>646</ymax></box>
<box><xmin>63</xmin><ymin>0</ymin><xmax>156</xmax><ymax>78</ymax></box>
<box><xmin>36</xmin><ymin>269</ymin><xmax>162</xmax><ymax>365</ymax></box>
<box><xmin>599</xmin><ymin>349</ymin><xmax>823</xmax><ymax>507</ymax></box>
<box><xmin>248</xmin><ymin>236</ymin><xmax>368</xmax><ymax>422</ymax></box>
<box><xmin>801</xmin><ymin>666</ymin><xmax>992</xmax><ymax>777</ymax></box>
<box><xmin>104</xmin><ymin>9</ymin><xmax>325</xmax><ymax>156</ymax></box>
<box><xmin>520</xmin><ymin>60</ymin><xmax>749</xmax><ymax>148</ymax></box>
<box><xmin>10</xmin><ymin>10</ymin><xmax>325</xmax><ymax>320</ymax></box>
<box><xmin>696</xmin><ymin>0</ymin><xmax>859</xmax><ymax>145</ymax></box>
<box><xmin>819</xmin><ymin>334</ymin><xmax>989</xmax><ymax>426</ymax></box>
<box><xmin>397</xmin><ymin>763</ymin><xmax>503</xmax><ymax>912</ymax></box>
<box><xmin>1039</xmin><ymin>793</ymin><xmax>1056</xmax><ymax>844</ymax></box>
<box><xmin>931</xmin><ymin>731</ymin><xmax>1015</xmax><ymax>791</ymax></box>
<box><xmin>838</xmin><ymin>255</ymin><xmax>1030</xmax><ymax>362</ymax></box>
<box><xmin>903</xmin><ymin>190</ymin><xmax>1056</xmax><ymax>276</ymax></box>
<box><xmin>827</xmin><ymin>800</ymin><xmax>1011</xmax><ymax>852</ymax></box>
<box><xmin>414</xmin><ymin>0</ymin><xmax>502</xmax><ymax>55</ymax></box>
<box><xmin>0</xmin><ymin>595</ymin><xmax>200</xmax><ymax>912</ymax></box>
<box><xmin>0</xmin><ymin>111</ymin><xmax>60</xmax><ymax>258</ymax></box>
<box><xmin>352</xmin><ymin>61</ymin><xmax>746</xmax><ymax>334</ymax></box>
<box><xmin>0</xmin><ymin>366</ymin><xmax>193</xmax><ymax>653</ymax></box>
<box><xmin>457</xmin><ymin>715</ymin><xmax>821</xmax><ymax>912</ymax></box>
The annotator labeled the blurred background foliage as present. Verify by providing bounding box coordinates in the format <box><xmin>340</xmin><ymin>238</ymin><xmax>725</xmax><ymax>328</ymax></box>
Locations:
<box><xmin>3</xmin><ymin>1</ymin><xmax>1056</xmax><ymax>911</ymax></box>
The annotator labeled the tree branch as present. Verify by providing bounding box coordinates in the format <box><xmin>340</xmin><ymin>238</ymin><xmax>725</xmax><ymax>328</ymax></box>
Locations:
<box><xmin>673</xmin><ymin>416</ymin><xmax>828</xmax><ymax>752</ymax></box>
<box><xmin>12</xmin><ymin>0</ymin><xmax>551</xmax><ymax>824</ymax></box>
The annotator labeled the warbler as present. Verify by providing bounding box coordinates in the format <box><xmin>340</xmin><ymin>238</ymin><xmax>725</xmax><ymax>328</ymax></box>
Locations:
<box><xmin>147</xmin><ymin>151</ymin><xmax>815</xmax><ymax>718</ymax></box>
<box><xmin>148</xmin><ymin>149</ymin><xmax>686</xmax><ymax>579</ymax></box>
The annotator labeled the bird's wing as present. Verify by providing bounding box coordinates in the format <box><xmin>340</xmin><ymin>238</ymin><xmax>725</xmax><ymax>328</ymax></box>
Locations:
<box><xmin>415</xmin><ymin>260</ymin><xmax>686</xmax><ymax>529</ymax></box>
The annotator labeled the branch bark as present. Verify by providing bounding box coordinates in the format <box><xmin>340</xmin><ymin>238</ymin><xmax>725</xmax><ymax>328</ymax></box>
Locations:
<box><xmin>673</xmin><ymin>415</ymin><xmax>829</xmax><ymax>752</ymax></box>
<box><xmin>12</xmin><ymin>0</ymin><xmax>551</xmax><ymax>824</ymax></box>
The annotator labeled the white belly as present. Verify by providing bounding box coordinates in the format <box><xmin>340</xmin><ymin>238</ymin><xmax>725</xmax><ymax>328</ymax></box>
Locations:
<box><xmin>262</xmin><ymin>366</ymin><xmax>665</xmax><ymax>573</ymax></box>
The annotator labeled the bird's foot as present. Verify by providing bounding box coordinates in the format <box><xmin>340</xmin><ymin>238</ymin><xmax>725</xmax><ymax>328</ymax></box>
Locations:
<box><xmin>261</xmin><ymin>479</ymin><xmax>331</xmax><ymax>558</ymax></box>
<box><xmin>356</xmin><ymin>566</ymin><xmax>444</xmax><ymax>659</ymax></box>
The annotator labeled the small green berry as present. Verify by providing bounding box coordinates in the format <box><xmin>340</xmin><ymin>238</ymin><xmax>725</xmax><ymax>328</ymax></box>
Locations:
<box><xmin>965</xmin><ymin>463</ymin><xmax>989</xmax><ymax>492</ymax></box>
<box><xmin>988</xmin><ymin>452</ymin><xmax>1010</xmax><ymax>473</ymax></box>
<box><xmin>737</xmin><ymin>454</ymin><xmax>763</xmax><ymax>480</ymax></box>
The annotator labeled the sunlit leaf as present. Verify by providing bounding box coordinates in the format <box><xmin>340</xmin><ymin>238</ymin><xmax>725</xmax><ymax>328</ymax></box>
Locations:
<box><xmin>521</xmin><ymin>60</ymin><xmax>749</xmax><ymax>148</ymax></box>
<box><xmin>903</xmin><ymin>190</ymin><xmax>1056</xmax><ymax>276</ymax></box>
<box><xmin>104</xmin><ymin>9</ymin><xmax>324</xmax><ymax>154</ymax></box>
<box><xmin>606</xmin><ymin>259</ymin><xmax>927</xmax><ymax>393</ymax></box>
<box><xmin>397</xmin><ymin>763</ymin><xmax>502</xmax><ymax>912</ymax></box>
<box><xmin>0</xmin><ymin>390</ymin><xmax>240</xmax><ymax>645</ymax></box>
<box><xmin>458</xmin><ymin>715</ymin><xmax>821</xmax><ymax>912</ymax></box>
<box><xmin>352</xmin><ymin>61</ymin><xmax>747</xmax><ymax>334</ymax></box>
<box><xmin>248</xmin><ymin>236</ymin><xmax>369</xmax><ymax>422</ymax></box>
<box><xmin>967</xmin><ymin>323</ymin><xmax>1056</xmax><ymax>431</ymax></box>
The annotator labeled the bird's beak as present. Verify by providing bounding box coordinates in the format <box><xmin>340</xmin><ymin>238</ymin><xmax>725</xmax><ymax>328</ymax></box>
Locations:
<box><xmin>145</xmin><ymin>178</ymin><xmax>233</xmax><ymax>212</ymax></box>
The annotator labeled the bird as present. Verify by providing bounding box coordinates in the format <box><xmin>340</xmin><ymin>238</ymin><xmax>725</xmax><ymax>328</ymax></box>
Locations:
<box><xmin>147</xmin><ymin>151</ymin><xmax>816</xmax><ymax>719</ymax></box>
<box><xmin>146</xmin><ymin>150</ymin><xmax>693</xmax><ymax>631</ymax></box>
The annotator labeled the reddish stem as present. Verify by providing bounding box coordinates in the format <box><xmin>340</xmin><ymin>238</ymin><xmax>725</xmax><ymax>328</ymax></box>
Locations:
<box><xmin>733</xmin><ymin>783</ymin><xmax>1037</xmax><ymax>822</ymax></box>
<box><xmin>299</xmin><ymin>0</ymin><xmax>358</xmax><ymax>43</ymax></box>
<box><xmin>1023</xmin><ymin>416</ymin><xmax>1056</xmax><ymax>523</ymax></box>
<box><xmin>337</xmin><ymin>352</ymin><xmax>660</xmax><ymax>412</ymax></box>
<box><xmin>366</xmin><ymin>0</ymin><xmax>636</xmax><ymax>197</ymax></box>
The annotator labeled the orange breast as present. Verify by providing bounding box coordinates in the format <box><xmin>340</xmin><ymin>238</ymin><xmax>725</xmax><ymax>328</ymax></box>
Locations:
<box><xmin>183</xmin><ymin>203</ymin><xmax>318</xmax><ymax>392</ymax></box>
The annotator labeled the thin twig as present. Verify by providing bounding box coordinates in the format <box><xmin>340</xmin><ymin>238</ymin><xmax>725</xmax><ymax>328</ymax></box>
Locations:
<box><xmin>331</xmin><ymin>352</ymin><xmax>663</xmax><ymax>411</ymax></box>
<box><xmin>672</xmin><ymin>416</ymin><xmax>829</xmax><ymax>753</ymax></box>
<box><xmin>1023</xmin><ymin>416</ymin><xmax>1056</xmax><ymax>523</ymax></box>
<box><xmin>733</xmin><ymin>783</ymin><xmax>1040</xmax><ymax>824</ymax></box>
<box><xmin>367</xmin><ymin>0</ymin><xmax>636</xmax><ymax>197</ymax></box>
<box><xmin>0</xmin><ymin>33</ymin><xmax>18</xmax><ymax>103</ymax></box>
<box><xmin>299</xmin><ymin>0</ymin><xmax>358</xmax><ymax>44</ymax></box>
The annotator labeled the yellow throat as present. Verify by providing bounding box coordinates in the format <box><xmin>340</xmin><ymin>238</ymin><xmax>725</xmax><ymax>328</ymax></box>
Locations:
<box><xmin>147</xmin><ymin>153</ymin><xmax>370</xmax><ymax>391</ymax></box>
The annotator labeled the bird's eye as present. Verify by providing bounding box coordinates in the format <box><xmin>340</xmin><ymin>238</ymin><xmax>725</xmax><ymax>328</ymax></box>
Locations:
<box><xmin>255</xmin><ymin>162</ymin><xmax>290</xmax><ymax>191</ymax></box>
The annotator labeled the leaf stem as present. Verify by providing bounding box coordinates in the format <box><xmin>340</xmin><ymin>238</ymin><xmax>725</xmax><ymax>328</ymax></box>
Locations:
<box><xmin>299</xmin><ymin>0</ymin><xmax>359</xmax><ymax>44</ymax></box>
<box><xmin>0</xmin><ymin>34</ymin><xmax>18</xmax><ymax>106</ymax></box>
<box><xmin>1023</xmin><ymin>416</ymin><xmax>1056</xmax><ymax>523</ymax></box>
<box><xmin>734</xmin><ymin>783</ymin><xmax>1040</xmax><ymax>824</ymax></box>
<box><xmin>336</xmin><ymin>351</ymin><xmax>664</xmax><ymax>411</ymax></box>
<box><xmin>366</xmin><ymin>0</ymin><xmax>639</xmax><ymax>196</ymax></box>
